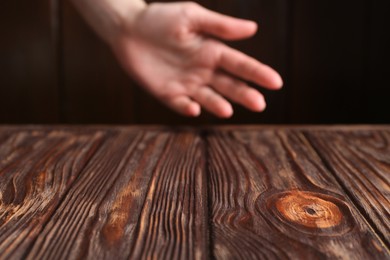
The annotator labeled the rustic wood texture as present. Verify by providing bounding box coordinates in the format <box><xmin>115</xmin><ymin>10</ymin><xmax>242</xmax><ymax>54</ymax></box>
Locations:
<box><xmin>305</xmin><ymin>129</ymin><xmax>390</xmax><ymax>245</ymax></box>
<box><xmin>21</xmin><ymin>128</ymin><xmax>208</xmax><ymax>259</ymax></box>
<box><xmin>0</xmin><ymin>126</ymin><xmax>389</xmax><ymax>259</ymax></box>
<box><xmin>129</xmin><ymin>131</ymin><xmax>208</xmax><ymax>259</ymax></box>
<box><xmin>206</xmin><ymin>129</ymin><xmax>389</xmax><ymax>259</ymax></box>
<box><xmin>0</xmin><ymin>128</ymin><xmax>104</xmax><ymax>259</ymax></box>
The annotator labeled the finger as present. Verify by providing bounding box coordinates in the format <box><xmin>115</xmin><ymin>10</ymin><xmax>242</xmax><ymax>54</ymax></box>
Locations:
<box><xmin>191</xmin><ymin>87</ymin><xmax>233</xmax><ymax>118</ymax></box>
<box><xmin>218</xmin><ymin>45</ymin><xmax>283</xmax><ymax>89</ymax></box>
<box><xmin>164</xmin><ymin>95</ymin><xmax>201</xmax><ymax>117</ymax></box>
<box><xmin>188</xmin><ymin>3</ymin><xmax>258</xmax><ymax>40</ymax></box>
<box><xmin>211</xmin><ymin>72</ymin><xmax>266</xmax><ymax>112</ymax></box>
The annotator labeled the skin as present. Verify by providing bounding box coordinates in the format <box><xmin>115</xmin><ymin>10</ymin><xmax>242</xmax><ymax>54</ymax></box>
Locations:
<box><xmin>70</xmin><ymin>0</ymin><xmax>283</xmax><ymax>118</ymax></box>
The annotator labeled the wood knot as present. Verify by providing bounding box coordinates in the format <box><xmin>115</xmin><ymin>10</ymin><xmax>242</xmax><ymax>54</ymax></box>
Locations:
<box><xmin>275</xmin><ymin>191</ymin><xmax>342</xmax><ymax>228</ymax></box>
<box><xmin>261</xmin><ymin>190</ymin><xmax>354</xmax><ymax>236</ymax></box>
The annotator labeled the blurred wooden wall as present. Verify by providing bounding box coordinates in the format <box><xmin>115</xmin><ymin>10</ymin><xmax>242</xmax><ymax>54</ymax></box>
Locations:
<box><xmin>0</xmin><ymin>0</ymin><xmax>389</xmax><ymax>124</ymax></box>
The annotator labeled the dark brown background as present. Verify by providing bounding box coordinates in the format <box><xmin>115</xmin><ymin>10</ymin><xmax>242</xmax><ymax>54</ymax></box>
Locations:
<box><xmin>0</xmin><ymin>0</ymin><xmax>389</xmax><ymax>125</ymax></box>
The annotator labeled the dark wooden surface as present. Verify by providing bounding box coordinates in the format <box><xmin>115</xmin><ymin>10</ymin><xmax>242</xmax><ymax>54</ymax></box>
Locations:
<box><xmin>61</xmin><ymin>0</ymin><xmax>136</xmax><ymax>124</ymax></box>
<box><xmin>1</xmin><ymin>0</ymin><xmax>389</xmax><ymax>124</ymax></box>
<box><xmin>0</xmin><ymin>0</ymin><xmax>59</xmax><ymax>123</ymax></box>
<box><xmin>0</xmin><ymin>125</ymin><xmax>389</xmax><ymax>259</ymax></box>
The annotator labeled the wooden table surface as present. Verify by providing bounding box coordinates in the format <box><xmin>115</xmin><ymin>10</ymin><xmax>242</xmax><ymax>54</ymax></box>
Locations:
<box><xmin>0</xmin><ymin>125</ymin><xmax>389</xmax><ymax>259</ymax></box>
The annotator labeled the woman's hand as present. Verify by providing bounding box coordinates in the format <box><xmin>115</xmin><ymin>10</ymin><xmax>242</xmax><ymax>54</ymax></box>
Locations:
<box><xmin>72</xmin><ymin>1</ymin><xmax>283</xmax><ymax>117</ymax></box>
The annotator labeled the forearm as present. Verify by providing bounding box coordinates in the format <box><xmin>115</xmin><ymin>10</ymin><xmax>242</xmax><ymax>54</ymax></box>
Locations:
<box><xmin>69</xmin><ymin>0</ymin><xmax>147</xmax><ymax>46</ymax></box>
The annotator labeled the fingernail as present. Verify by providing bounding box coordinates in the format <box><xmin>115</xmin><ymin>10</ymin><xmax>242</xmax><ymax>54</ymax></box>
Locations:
<box><xmin>249</xmin><ymin>21</ymin><xmax>258</xmax><ymax>32</ymax></box>
<box><xmin>275</xmin><ymin>74</ymin><xmax>284</xmax><ymax>89</ymax></box>
<box><xmin>188</xmin><ymin>104</ymin><xmax>201</xmax><ymax>117</ymax></box>
<box><xmin>220</xmin><ymin>105</ymin><xmax>233</xmax><ymax>118</ymax></box>
<box><xmin>255</xmin><ymin>99</ymin><xmax>266</xmax><ymax>112</ymax></box>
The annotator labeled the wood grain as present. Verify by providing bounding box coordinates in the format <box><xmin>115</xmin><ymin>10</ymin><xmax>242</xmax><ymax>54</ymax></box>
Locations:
<box><xmin>0</xmin><ymin>128</ymin><xmax>105</xmax><ymax>259</ymax></box>
<box><xmin>206</xmin><ymin>129</ymin><xmax>389</xmax><ymax>259</ymax></box>
<box><xmin>24</xmin><ymin>129</ymin><xmax>208</xmax><ymax>259</ymax></box>
<box><xmin>1</xmin><ymin>126</ymin><xmax>389</xmax><ymax>259</ymax></box>
<box><xmin>130</xmin><ymin>131</ymin><xmax>208</xmax><ymax>259</ymax></box>
<box><xmin>305</xmin><ymin>129</ymin><xmax>390</xmax><ymax>245</ymax></box>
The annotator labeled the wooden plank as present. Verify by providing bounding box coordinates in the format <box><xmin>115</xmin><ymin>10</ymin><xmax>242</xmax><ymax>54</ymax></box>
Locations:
<box><xmin>0</xmin><ymin>128</ymin><xmax>105</xmax><ymax>259</ymax></box>
<box><xmin>305</xmin><ymin>129</ymin><xmax>390</xmax><ymax>244</ymax></box>
<box><xmin>61</xmin><ymin>2</ymin><xmax>136</xmax><ymax>123</ymax></box>
<box><xmin>25</xmin><ymin>129</ymin><xmax>208</xmax><ymax>259</ymax></box>
<box><xmin>130</xmin><ymin>131</ymin><xmax>208</xmax><ymax>259</ymax></box>
<box><xmin>0</xmin><ymin>0</ymin><xmax>58</xmax><ymax>123</ymax></box>
<box><xmin>207</xmin><ymin>128</ymin><xmax>389</xmax><ymax>258</ymax></box>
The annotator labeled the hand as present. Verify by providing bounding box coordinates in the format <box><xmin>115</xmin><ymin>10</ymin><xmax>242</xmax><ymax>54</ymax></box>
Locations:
<box><xmin>76</xmin><ymin>1</ymin><xmax>283</xmax><ymax>117</ymax></box>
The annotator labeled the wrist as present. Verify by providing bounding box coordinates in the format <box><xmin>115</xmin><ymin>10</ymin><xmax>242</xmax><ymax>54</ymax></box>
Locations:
<box><xmin>70</xmin><ymin>0</ymin><xmax>147</xmax><ymax>46</ymax></box>
<box><xmin>115</xmin><ymin>0</ymin><xmax>148</xmax><ymax>45</ymax></box>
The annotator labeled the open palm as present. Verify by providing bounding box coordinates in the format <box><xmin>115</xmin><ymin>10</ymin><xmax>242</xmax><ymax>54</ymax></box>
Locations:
<box><xmin>112</xmin><ymin>2</ymin><xmax>283</xmax><ymax>117</ymax></box>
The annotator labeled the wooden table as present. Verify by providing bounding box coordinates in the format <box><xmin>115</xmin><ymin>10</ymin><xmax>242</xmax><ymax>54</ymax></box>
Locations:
<box><xmin>0</xmin><ymin>126</ymin><xmax>389</xmax><ymax>259</ymax></box>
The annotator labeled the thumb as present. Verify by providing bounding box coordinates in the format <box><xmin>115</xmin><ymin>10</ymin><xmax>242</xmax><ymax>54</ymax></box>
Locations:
<box><xmin>191</xmin><ymin>4</ymin><xmax>258</xmax><ymax>40</ymax></box>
